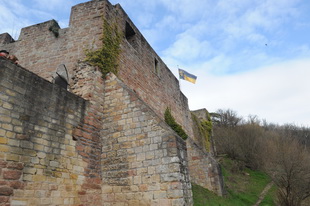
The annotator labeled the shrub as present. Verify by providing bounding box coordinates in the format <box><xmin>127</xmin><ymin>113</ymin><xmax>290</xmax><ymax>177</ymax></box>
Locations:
<box><xmin>164</xmin><ymin>107</ymin><xmax>188</xmax><ymax>140</ymax></box>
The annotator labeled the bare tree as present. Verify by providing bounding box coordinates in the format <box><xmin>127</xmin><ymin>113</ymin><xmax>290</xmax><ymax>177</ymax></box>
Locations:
<box><xmin>213</xmin><ymin>125</ymin><xmax>240</xmax><ymax>159</ymax></box>
<box><xmin>235</xmin><ymin>123</ymin><xmax>264</xmax><ymax>170</ymax></box>
<box><xmin>212</xmin><ymin>110</ymin><xmax>265</xmax><ymax>170</ymax></box>
<box><xmin>211</xmin><ymin>109</ymin><xmax>242</xmax><ymax>127</ymax></box>
<box><xmin>264</xmin><ymin>136</ymin><xmax>310</xmax><ymax>206</ymax></box>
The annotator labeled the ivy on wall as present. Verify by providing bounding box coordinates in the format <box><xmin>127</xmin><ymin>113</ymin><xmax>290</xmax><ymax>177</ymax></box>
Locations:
<box><xmin>84</xmin><ymin>18</ymin><xmax>122</xmax><ymax>77</ymax></box>
<box><xmin>191</xmin><ymin>112</ymin><xmax>212</xmax><ymax>152</ymax></box>
<box><xmin>164</xmin><ymin>107</ymin><xmax>188</xmax><ymax>140</ymax></box>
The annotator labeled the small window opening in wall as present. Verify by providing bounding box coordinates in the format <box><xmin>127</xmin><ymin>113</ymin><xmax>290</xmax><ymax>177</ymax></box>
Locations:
<box><xmin>154</xmin><ymin>58</ymin><xmax>160</xmax><ymax>76</ymax></box>
<box><xmin>52</xmin><ymin>64</ymin><xmax>69</xmax><ymax>90</ymax></box>
<box><xmin>125</xmin><ymin>21</ymin><xmax>136</xmax><ymax>47</ymax></box>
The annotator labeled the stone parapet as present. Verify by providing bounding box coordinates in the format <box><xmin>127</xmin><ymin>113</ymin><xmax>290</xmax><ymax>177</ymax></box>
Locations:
<box><xmin>0</xmin><ymin>57</ymin><xmax>90</xmax><ymax>205</ymax></box>
<box><xmin>0</xmin><ymin>33</ymin><xmax>14</xmax><ymax>44</ymax></box>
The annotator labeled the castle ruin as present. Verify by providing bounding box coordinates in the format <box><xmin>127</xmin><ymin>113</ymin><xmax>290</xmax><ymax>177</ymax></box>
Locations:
<box><xmin>0</xmin><ymin>0</ymin><xmax>224</xmax><ymax>205</ymax></box>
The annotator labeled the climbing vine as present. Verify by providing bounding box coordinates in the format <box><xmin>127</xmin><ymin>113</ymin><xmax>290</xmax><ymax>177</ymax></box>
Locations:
<box><xmin>191</xmin><ymin>112</ymin><xmax>212</xmax><ymax>152</ymax></box>
<box><xmin>164</xmin><ymin>107</ymin><xmax>188</xmax><ymax>140</ymax></box>
<box><xmin>84</xmin><ymin>18</ymin><xmax>122</xmax><ymax>77</ymax></box>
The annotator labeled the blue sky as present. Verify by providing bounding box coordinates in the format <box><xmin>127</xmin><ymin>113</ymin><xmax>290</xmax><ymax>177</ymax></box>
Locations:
<box><xmin>1</xmin><ymin>0</ymin><xmax>310</xmax><ymax>126</ymax></box>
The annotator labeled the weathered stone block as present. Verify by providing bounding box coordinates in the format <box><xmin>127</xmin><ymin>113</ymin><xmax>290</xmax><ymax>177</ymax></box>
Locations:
<box><xmin>0</xmin><ymin>137</ymin><xmax>8</xmax><ymax>144</ymax></box>
<box><xmin>10</xmin><ymin>200</ymin><xmax>28</xmax><ymax>206</ymax></box>
<box><xmin>6</xmin><ymin>154</ymin><xmax>20</xmax><ymax>161</ymax></box>
<box><xmin>0</xmin><ymin>186</ymin><xmax>13</xmax><ymax>196</ymax></box>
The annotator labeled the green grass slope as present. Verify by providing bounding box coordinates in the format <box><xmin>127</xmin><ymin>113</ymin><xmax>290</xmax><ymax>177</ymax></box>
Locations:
<box><xmin>192</xmin><ymin>157</ymin><xmax>276</xmax><ymax>206</ymax></box>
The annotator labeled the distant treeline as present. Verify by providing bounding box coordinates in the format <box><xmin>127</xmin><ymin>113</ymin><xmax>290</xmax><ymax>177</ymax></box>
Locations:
<box><xmin>211</xmin><ymin>109</ymin><xmax>310</xmax><ymax>206</ymax></box>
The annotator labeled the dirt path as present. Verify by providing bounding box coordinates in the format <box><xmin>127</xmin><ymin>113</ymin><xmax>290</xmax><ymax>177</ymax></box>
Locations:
<box><xmin>253</xmin><ymin>181</ymin><xmax>274</xmax><ymax>206</ymax></box>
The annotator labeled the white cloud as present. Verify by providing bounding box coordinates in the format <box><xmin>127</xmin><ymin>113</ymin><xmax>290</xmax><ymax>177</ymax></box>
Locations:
<box><xmin>163</xmin><ymin>33</ymin><xmax>213</xmax><ymax>62</ymax></box>
<box><xmin>246</xmin><ymin>33</ymin><xmax>267</xmax><ymax>43</ymax></box>
<box><xmin>155</xmin><ymin>15</ymin><xmax>181</xmax><ymax>31</ymax></box>
<box><xmin>0</xmin><ymin>1</ymin><xmax>63</xmax><ymax>39</ymax></box>
<box><xmin>158</xmin><ymin>0</ymin><xmax>211</xmax><ymax>22</ymax></box>
<box><xmin>292</xmin><ymin>45</ymin><xmax>310</xmax><ymax>57</ymax></box>
<box><xmin>31</xmin><ymin>0</ymin><xmax>86</xmax><ymax>13</ymax></box>
<box><xmin>180</xmin><ymin>58</ymin><xmax>310</xmax><ymax>126</ymax></box>
<box><xmin>110</xmin><ymin>0</ymin><xmax>160</xmax><ymax>28</ymax></box>
<box><xmin>0</xmin><ymin>2</ymin><xmax>31</xmax><ymax>39</ymax></box>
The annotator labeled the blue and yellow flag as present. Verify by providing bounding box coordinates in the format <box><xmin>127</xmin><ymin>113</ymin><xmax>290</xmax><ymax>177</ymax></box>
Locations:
<box><xmin>178</xmin><ymin>68</ymin><xmax>197</xmax><ymax>84</ymax></box>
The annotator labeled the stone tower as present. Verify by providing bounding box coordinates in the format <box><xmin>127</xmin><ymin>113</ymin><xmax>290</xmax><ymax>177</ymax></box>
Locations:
<box><xmin>0</xmin><ymin>0</ymin><xmax>224</xmax><ymax>205</ymax></box>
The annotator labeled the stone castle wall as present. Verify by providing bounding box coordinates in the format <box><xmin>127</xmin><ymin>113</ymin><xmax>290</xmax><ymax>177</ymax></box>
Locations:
<box><xmin>0</xmin><ymin>57</ymin><xmax>95</xmax><ymax>205</ymax></box>
<box><xmin>101</xmin><ymin>71</ymin><xmax>192</xmax><ymax>205</ymax></box>
<box><xmin>0</xmin><ymin>58</ymin><xmax>193</xmax><ymax>205</ymax></box>
<box><xmin>187</xmin><ymin>109</ymin><xmax>224</xmax><ymax>196</ymax></box>
<box><xmin>0</xmin><ymin>0</ymin><xmax>193</xmax><ymax>139</ymax></box>
<box><xmin>0</xmin><ymin>0</ymin><xmax>224</xmax><ymax>205</ymax></box>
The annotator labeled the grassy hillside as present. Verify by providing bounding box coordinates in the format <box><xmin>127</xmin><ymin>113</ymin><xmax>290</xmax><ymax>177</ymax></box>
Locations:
<box><xmin>192</xmin><ymin>157</ymin><xmax>276</xmax><ymax>206</ymax></box>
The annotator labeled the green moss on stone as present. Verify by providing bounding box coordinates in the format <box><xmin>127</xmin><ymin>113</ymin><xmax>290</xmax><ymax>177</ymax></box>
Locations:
<box><xmin>164</xmin><ymin>107</ymin><xmax>188</xmax><ymax>140</ymax></box>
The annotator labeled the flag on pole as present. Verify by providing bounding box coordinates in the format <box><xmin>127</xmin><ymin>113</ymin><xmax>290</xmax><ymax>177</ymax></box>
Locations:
<box><xmin>178</xmin><ymin>68</ymin><xmax>197</xmax><ymax>84</ymax></box>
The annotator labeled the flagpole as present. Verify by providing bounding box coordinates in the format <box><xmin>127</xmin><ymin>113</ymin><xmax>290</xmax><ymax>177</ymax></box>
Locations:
<box><xmin>177</xmin><ymin>65</ymin><xmax>182</xmax><ymax>91</ymax></box>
